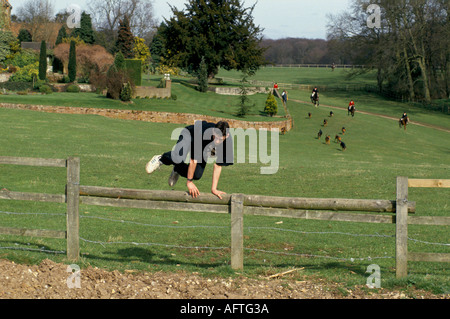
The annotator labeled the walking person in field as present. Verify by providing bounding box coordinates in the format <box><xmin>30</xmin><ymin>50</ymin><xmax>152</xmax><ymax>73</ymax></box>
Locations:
<box><xmin>145</xmin><ymin>120</ymin><xmax>234</xmax><ymax>199</ymax></box>
<box><xmin>281</xmin><ymin>90</ymin><xmax>288</xmax><ymax>104</ymax></box>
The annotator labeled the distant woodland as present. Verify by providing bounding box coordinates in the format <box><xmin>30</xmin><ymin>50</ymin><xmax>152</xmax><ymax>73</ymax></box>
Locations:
<box><xmin>261</xmin><ymin>38</ymin><xmax>338</xmax><ymax>65</ymax></box>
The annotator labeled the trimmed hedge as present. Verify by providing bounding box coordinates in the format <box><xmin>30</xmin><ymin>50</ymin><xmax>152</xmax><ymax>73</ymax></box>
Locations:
<box><xmin>124</xmin><ymin>59</ymin><xmax>142</xmax><ymax>86</ymax></box>
<box><xmin>0</xmin><ymin>82</ymin><xmax>33</xmax><ymax>91</ymax></box>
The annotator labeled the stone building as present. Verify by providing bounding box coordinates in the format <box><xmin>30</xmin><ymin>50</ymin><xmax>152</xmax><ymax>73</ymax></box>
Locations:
<box><xmin>0</xmin><ymin>0</ymin><xmax>12</xmax><ymax>31</ymax></box>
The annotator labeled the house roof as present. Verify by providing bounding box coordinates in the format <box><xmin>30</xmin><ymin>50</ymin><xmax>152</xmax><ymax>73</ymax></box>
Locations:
<box><xmin>20</xmin><ymin>42</ymin><xmax>47</xmax><ymax>51</ymax></box>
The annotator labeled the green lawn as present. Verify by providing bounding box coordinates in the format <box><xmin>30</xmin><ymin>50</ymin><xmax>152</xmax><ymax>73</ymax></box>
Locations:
<box><xmin>0</xmin><ymin>68</ymin><xmax>449</xmax><ymax>295</ymax></box>
<box><xmin>217</xmin><ymin>66</ymin><xmax>378</xmax><ymax>87</ymax></box>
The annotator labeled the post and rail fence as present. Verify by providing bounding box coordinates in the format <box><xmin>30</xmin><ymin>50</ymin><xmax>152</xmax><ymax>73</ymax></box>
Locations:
<box><xmin>0</xmin><ymin>156</ymin><xmax>449</xmax><ymax>278</ymax></box>
<box><xmin>0</xmin><ymin>156</ymin><xmax>80</xmax><ymax>261</ymax></box>
<box><xmin>395</xmin><ymin>177</ymin><xmax>450</xmax><ymax>278</ymax></box>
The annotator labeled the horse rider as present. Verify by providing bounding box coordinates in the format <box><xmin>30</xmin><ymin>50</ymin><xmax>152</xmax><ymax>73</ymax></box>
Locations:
<box><xmin>311</xmin><ymin>87</ymin><xmax>319</xmax><ymax>106</ymax></box>
<box><xmin>400</xmin><ymin>112</ymin><xmax>409</xmax><ymax>123</ymax></box>
<box><xmin>348</xmin><ymin>100</ymin><xmax>355</xmax><ymax>116</ymax></box>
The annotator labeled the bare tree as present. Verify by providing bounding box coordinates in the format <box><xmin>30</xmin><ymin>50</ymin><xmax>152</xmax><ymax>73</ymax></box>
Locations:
<box><xmin>327</xmin><ymin>0</ymin><xmax>449</xmax><ymax>102</ymax></box>
<box><xmin>15</xmin><ymin>0</ymin><xmax>55</xmax><ymax>42</ymax></box>
<box><xmin>88</xmin><ymin>0</ymin><xmax>157</xmax><ymax>47</ymax></box>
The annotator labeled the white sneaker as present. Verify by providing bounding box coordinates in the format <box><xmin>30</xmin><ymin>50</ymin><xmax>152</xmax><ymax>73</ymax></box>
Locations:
<box><xmin>168</xmin><ymin>168</ymin><xmax>180</xmax><ymax>187</ymax></box>
<box><xmin>145</xmin><ymin>155</ymin><xmax>162</xmax><ymax>174</ymax></box>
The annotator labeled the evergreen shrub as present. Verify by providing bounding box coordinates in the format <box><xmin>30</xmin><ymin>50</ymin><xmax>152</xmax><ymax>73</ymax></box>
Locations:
<box><xmin>264</xmin><ymin>93</ymin><xmax>278</xmax><ymax>117</ymax></box>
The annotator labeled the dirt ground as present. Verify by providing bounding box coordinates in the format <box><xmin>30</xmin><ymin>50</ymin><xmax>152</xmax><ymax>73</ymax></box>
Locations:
<box><xmin>0</xmin><ymin>259</ymin><xmax>448</xmax><ymax>299</ymax></box>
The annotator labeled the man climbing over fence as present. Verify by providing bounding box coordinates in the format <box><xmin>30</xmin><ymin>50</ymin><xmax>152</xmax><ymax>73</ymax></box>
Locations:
<box><xmin>145</xmin><ymin>120</ymin><xmax>234</xmax><ymax>199</ymax></box>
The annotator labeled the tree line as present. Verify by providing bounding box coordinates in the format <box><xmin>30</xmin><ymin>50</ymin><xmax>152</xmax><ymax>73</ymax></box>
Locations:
<box><xmin>327</xmin><ymin>0</ymin><xmax>449</xmax><ymax>102</ymax></box>
<box><xmin>261</xmin><ymin>38</ymin><xmax>335</xmax><ymax>65</ymax></box>
<box><xmin>11</xmin><ymin>0</ymin><xmax>157</xmax><ymax>51</ymax></box>
<box><xmin>8</xmin><ymin>0</ymin><xmax>449</xmax><ymax>103</ymax></box>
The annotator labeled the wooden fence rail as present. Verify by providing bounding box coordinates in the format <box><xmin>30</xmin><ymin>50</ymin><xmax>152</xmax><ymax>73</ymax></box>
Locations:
<box><xmin>0</xmin><ymin>156</ymin><xmax>80</xmax><ymax>261</ymax></box>
<box><xmin>395</xmin><ymin>177</ymin><xmax>450</xmax><ymax>278</ymax></box>
<box><xmin>1</xmin><ymin>157</ymin><xmax>448</xmax><ymax>277</ymax></box>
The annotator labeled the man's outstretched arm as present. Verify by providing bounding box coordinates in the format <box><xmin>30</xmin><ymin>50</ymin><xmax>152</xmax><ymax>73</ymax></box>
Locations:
<box><xmin>187</xmin><ymin>158</ymin><xmax>200</xmax><ymax>198</ymax></box>
<box><xmin>211</xmin><ymin>163</ymin><xmax>226</xmax><ymax>200</ymax></box>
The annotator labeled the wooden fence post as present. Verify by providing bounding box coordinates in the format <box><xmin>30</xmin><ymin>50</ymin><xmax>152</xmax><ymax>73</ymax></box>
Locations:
<box><xmin>231</xmin><ymin>194</ymin><xmax>244</xmax><ymax>270</ymax></box>
<box><xmin>396</xmin><ymin>176</ymin><xmax>409</xmax><ymax>278</ymax></box>
<box><xmin>66</xmin><ymin>157</ymin><xmax>80</xmax><ymax>261</ymax></box>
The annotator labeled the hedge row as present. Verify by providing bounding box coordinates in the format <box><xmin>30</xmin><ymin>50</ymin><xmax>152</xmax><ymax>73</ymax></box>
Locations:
<box><xmin>125</xmin><ymin>59</ymin><xmax>142</xmax><ymax>86</ymax></box>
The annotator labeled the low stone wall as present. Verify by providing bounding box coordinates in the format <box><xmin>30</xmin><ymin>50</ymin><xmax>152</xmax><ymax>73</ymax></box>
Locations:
<box><xmin>51</xmin><ymin>83</ymin><xmax>96</xmax><ymax>93</ymax></box>
<box><xmin>0</xmin><ymin>103</ymin><xmax>293</xmax><ymax>132</ymax></box>
<box><xmin>209</xmin><ymin>86</ymin><xmax>268</xmax><ymax>96</ymax></box>
<box><xmin>133</xmin><ymin>79</ymin><xmax>172</xmax><ymax>99</ymax></box>
<box><xmin>133</xmin><ymin>86</ymin><xmax>171</xmax><ymax>99</ymax></box>
<box><xmin>50</xmin><ymin>83</ymin><xmax>172</xmax><ymax>99</ymax></box>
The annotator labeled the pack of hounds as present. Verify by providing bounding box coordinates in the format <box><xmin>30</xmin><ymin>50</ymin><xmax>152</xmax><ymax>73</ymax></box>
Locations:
<box><xmin>308</xmin><ymin>93</ymin><xmax>409</xmax><ymax>151</ymax></box>
<box><xmin>310</xmin><ymin>110</ymin><xmax>347</xmax><ymax>151</ymax></box>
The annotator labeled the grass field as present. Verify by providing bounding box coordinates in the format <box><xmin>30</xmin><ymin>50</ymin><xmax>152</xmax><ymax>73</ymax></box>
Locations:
<box><xmin>0</xmin><ymin>67</ymin><xmax>449</xmax><ymax>295</ymax></box>
<box><xmin>217</xmin><ymin>66</ymin><xmax>378</xmax><ymax>87</ymax></box>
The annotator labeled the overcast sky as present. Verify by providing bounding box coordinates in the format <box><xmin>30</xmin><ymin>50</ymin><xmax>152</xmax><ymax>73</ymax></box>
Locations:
<box><xmin>10</xmin><ymin>0</ymin><xmax>353</xmax><ymax>39</ymax></box>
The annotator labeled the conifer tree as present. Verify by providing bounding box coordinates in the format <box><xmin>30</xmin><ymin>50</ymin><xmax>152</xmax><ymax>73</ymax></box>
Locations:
<box><xmin>197</xmin><ymin>56</ymin><xmax>208</xmax><ymax>93</ymax></box>
<box><xmin>264</xmin><ymin>93</ymin><xmax>278</xmax><ymax>117</ymax></box>
<box><xmin>38</xmin><ymin>40</ymin><xmax>47</xmax><ymax>81</ymax></box>
<box><xmin>161</xmin><ymin>0</ymin><xmax>265</xmax><ymax>78</ymax></box>
<box><xmin>237</xmin><ymin>70</ymin><xmax>254</xmax><ymax>117</ymax></box>
<box><xmin>55</xmin><ymin>26</ymin><xmax>67</xmax><ymax>45</ymax></box>
<box><xmin>17</xmin><ymin>29</ymin><xmax>32</xmax><ymax>44</ymax></box>
<box><xmin>72</xmin><ymin>12</ymin><xmax>95</xmax><ymax>45</ymax></box>
<box><xmin>115</xmin><ymin>15</ymin><xmax>134</xmax><ymax>58</ymax></box>
<box><xmin>68</xmin><ymin>40</ymin><xmax>77</xmax><ymax>82</ymax></box>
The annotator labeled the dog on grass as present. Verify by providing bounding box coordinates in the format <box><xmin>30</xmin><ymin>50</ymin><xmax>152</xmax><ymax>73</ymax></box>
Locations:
<box><xmin>335</xmin><ymin>135</ymin><xmax>341</xmax><ymax>143</ymax></box>
<box><xmin>340</xmin><ymin>141</ymin><xmax>347</xmax><ymax>151</ymax></box>
<box><xmin>318</xmin><ymin>129</ymin><xmax>323</xmax><ymax>139</ymax></box>
<box><xmin>325</xmin><ymin>135</ymin><xmax>330</xmax><ymax>144</ymax></box>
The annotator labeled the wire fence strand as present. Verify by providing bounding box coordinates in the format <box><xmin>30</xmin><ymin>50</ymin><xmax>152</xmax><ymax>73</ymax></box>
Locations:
<box><xmin>1</xmin><ymin>210</ymin><xmax>448</xmax><ymax>263</ymax></box>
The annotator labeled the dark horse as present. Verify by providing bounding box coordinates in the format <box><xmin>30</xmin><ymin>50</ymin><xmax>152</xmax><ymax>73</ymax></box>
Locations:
<box><xmin>311</xmin><ymin>92</ymin><xmax>319</xmax><ymax>107</ymax></box>
<box><xmin>399</xmin><ymin>117</ymin><xmax>408</xmax><ymax>130</ymax></box>
<box><xmin>348</xmin><ymin>105</ymin><xmax>355</xmax><ymax>117</ymax></box>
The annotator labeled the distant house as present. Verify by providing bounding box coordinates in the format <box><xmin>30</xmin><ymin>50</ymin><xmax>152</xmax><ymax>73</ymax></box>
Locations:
<box><xmin>11</xmin><ymin>22</ymin><xmax>63</xmax><ymax>48</ymax></box>
<box><xmin>20</xmin><ymin>42</ymin><xmax>52</xmax><ymax>51</ymax></box>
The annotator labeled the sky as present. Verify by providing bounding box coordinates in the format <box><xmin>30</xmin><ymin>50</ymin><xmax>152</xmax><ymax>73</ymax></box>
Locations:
<box><xmin>9</xmin><ymin>0</ymin><xmax>353</xmax><ymax>40</ymax></box>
